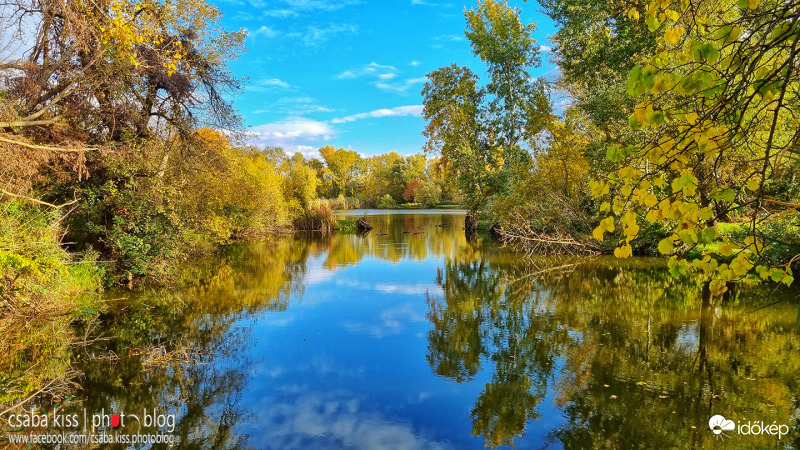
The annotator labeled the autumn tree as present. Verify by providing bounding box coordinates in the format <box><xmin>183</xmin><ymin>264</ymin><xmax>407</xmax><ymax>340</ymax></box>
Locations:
<box><xmin>0</xmin><ymin>0</ymin><xmax>245</xmax><ymax>142</ymax></box>
<box><xmin>423</xmin><ymin>0</ymin><xmax>551</xmax><ymax>212</ymax></box>
<box><xmin>423</xmin><ymin>64</ymin><xmax>498</xmax><ymax>211</ymax></box>
<box><xmin>403</xmin><ymin>179</ymin><xmax>422</xmax><ymax>202</ymax></box>
<box><xmin>282</xmin><ymin>152</ymin><xmax>319</xmax><ymax>213</ymax></box>
<box><xmin>465</xmin><ymin>0</ymin><xmax>550</xmax><ymax>159</ymax></box>
<box><xmin>413</xmin><ymin>179</ymin><xmax>442</xmax><ymax>207</ymax></box>
<box><xmin>318</xmin><ymin>145</ymin><xmax>362</xmax><ymax>197</ymax></box>
<box><xmin>361</xmin><ymin>151</ymin><xmax>405</xmax><ymax>202</ymax></box>
<box><xmin>592</xmin><ymin>0</ymin><xmax>800</xmax><ymax>292</ymax></box>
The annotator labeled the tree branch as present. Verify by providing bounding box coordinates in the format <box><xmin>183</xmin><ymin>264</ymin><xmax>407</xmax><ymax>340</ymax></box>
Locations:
<box><xmin>0</xmin><ymin>135</ymin><xmax>95</xmax><ymax>152</ymax></box>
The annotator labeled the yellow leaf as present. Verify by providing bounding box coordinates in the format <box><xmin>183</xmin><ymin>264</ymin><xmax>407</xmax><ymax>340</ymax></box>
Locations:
<box><xmin>665</xmin><ymin>9</ymin><xmax>680</xmax><ymax>21</ymax></box>
<box><xmin>719</xmin><ymin>243</ymin><xmax>733</xmax><ymax>256</ymax></box>
<box><xmin>709</xmin><ymin>279</ymin><xmax>728</xmax><ymax>296</ymax></box>
<box><xmin>593</xmin><ymin>226</ymin><xmax>605</xmax><ymax>241</ymax></box>
<box><xmin>658</xmin><ymin>238</ymin><xmax>674</xmax><ymax>255</ymax></box>
<box><xmin>747</xmin><ymin>0</ymin><xmax>758</xmax><ymax>8</ymax></box>
<box><xmin>746</xmin><ymin>177</ymin><xmax>760</xmax><ymax>192</ymax></box>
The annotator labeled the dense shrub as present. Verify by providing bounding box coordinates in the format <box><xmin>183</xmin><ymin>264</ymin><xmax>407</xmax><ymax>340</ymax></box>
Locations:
<box><xmin>413</xmin><ymin>179</ymin><xmax>442</xmax><ymax>207</ymax></box>
<box><xmin>64</xmin><ymin>133</ymin><xmax>291</xmax><ymax>283</ymax></box>
<box><xmin>375</xmin><ymin>194</ymin><xmax>397</xmax><ymax>209</ymax></box>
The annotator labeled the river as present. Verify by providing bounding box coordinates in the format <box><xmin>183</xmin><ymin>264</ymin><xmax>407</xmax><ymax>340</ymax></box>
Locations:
<box><xmin>50</xmin><ymin>211</ymin><xmax>800</xmax><ymax>448</ymax></box>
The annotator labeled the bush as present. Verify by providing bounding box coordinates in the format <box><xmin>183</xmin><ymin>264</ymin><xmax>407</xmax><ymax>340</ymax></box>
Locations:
<box><xmin>413</xmin><ymin>180</ymin><xmax>442</xmax><ymax>207</ymax></box>
<box><xmin>375</xmin><ymin>194</ymin><xmax>397</xmax><ymax>209</ymax></box>
<box><xmin>64</xmin><ymin>134</ymin><xmax>292</xmax><ymax>283</ymax></box>
<box><xmin>334</xmin><ymin>219</ymin><xmax>357</xmax><ymax>232</ymax></box>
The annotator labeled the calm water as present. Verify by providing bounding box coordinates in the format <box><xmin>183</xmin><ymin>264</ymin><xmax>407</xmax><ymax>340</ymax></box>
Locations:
<box><xmin>68</xmin><ymin>212</ymin><xmax>800</xmax><ymax>448</ymax></box>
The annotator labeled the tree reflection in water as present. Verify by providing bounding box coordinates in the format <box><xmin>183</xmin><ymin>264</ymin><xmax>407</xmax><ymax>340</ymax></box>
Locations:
<box><xmin>427</xmin><ymin>238</ymin><xmax>800</xmax><ymax>448</ymax></box>
<box><xmin>78</xmin><ymin>238</ymin><xmax>316</xmax><ymax>449</ymax></box>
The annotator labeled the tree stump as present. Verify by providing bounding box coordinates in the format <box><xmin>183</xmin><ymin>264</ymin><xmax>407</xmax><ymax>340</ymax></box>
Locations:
<box><xmin>356</xmin><ymin>218</ymin><xmax>373</xmax><ymax>232</ymax></box>
<box><xmin>465</xmin><ymin>214</ymin><xmax>476</xmax><ymax>231</ymax></box>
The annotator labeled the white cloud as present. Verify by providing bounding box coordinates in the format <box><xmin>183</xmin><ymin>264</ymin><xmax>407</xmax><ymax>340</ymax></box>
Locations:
<box><xmin>336</xmin><ymin>62</ymin><xmax>397</xmax><ymax>79</ymax></box>
<box><xmin>252</xmin><ymin>25</ymin><xmax>276</xmax><ymax>38</ymax></box>
<box><xmin>263</xmin><ymin>8</ymin><xmax>297</xmax><ymax>17</ymax></box>
<box><xmin>259</xmin><ymin>0</ymin><xmax>360</xmax><ymax>16</ymax></box>
<box><xmin>248</xmin><ymin>77</ymin><xmax>293</xmax><ymax>93</ymax></box>
<box><xmin>254</xmin><ymin>96</ymin><xmax>334</xmax><ymax>115</ymax></box>
<box><xmin>343</xmin><ymin>303</ymin><xmax>426</xmax><ymax>338</ymax></box>
<box><xmin>261</xmin><ymin>78</ymin><xmax>291</xmax><ymax>88</ymax></box>
<box><xmin>331</xmin><ymin>105</ymin><xmax>423</xmax><ymax>124</ymax></box>
<box><xmin>433</xmin><ymin>34</ymin><xmax>464</xmax><ymax>42</ymax></box>
<box><xmin>409</xmin><ymin>60</ymin><xmax>420</xmax><ymax>66</ymax></box>
<box><xmin>299</xmin><ymin>23</ymin><xmax>358</xmax><ymax>46</ymax></box>
<box><xmin>249</xmin><ymin>118</ymin><xmax>334</xmax><ymax>149</ymax></box>
<box><xmin>249</xmin><ymin>392</ymin><xmax>451</xmax><ymax>450</ymax></box>
<box><xmin>374</xmin><ymin>77</ymin><xmax>427</xmax><ymax>94</ymax></box>
<box><xmin>540</xmin><ymin>45</ymin><xmax>553</xmax><ymax>53</ymax></box>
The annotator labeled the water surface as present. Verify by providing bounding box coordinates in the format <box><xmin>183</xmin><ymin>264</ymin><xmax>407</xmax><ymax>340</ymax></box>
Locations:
<box><xmin>73</xmin><ymin>212</ymin><xmax>800</xmax><ymax>448</ymax></box>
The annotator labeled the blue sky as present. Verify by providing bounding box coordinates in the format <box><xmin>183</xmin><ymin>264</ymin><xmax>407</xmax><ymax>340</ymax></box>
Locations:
<box><xmin>212</xmin><ymin>0</ymin><xmax>559</xmax><ymax>159</ymax></box>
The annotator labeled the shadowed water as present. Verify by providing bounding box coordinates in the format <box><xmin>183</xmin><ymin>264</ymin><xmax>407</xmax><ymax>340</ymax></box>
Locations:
<box><xmin>54</xmin><ymin>212</ymin><xmax>800</xmax><ymax>448</ymax></box>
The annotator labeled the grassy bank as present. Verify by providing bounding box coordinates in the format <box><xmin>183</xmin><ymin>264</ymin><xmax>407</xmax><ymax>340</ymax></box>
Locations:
<box><xmin>0</xmin><ymin>201</ymin><xmax>104</xmax><ymax>406</ymax></box>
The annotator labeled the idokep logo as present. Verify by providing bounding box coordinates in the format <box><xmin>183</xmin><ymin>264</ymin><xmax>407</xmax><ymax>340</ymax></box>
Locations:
<box><xmin>708</xmin><ymin>415</ymin><xmax>735</xmax><ymax>438</ymax></box>
<box><xmin>708</xmin><ymin>414</ymin><xmax>790</xmax><ymax>440</ymax></box>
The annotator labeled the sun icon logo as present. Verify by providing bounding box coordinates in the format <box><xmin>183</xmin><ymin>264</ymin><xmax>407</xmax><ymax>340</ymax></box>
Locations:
<box><xmin>708</xmin><ymin>415</ymin><xmax>736</xmax><ymax>440</ymax></box>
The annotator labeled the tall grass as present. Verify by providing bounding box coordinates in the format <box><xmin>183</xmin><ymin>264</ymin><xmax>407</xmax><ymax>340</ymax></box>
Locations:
<box><xmin>328</xmin><ymin>195</ymin><xmax>362</xmax><ymax>210</ymax></box>
<box><xmin>293</xmin><ymin>198</ymin><xmax>336</xmax><ymax>231</ymax></box>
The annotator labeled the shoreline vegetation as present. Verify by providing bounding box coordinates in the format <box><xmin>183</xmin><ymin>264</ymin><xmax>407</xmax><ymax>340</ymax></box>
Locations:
<box><xmin>1</xmin><ymin>0</ymin><xmax>799</xmax><ymax>421</ymax></box>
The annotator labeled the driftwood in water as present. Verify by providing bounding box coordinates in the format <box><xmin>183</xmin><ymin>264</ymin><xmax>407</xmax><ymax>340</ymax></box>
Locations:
<box><xmin>498</xmin><ymin>214</ymin><xmax>600</xmax><ymax>256</ymax></box>
<box><xmin>356</xmin><ymin>217</ymin><xmax>373</xmax><ymax>232</ymax></box>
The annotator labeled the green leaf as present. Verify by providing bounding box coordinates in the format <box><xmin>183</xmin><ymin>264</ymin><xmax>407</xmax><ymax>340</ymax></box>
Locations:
<box><xmin>629</xmin><ymin>114</ymin><xmax>640</xmax><ymax>130</ymax></box>
<box><xmin>646</xmin><ymin>16</ymin><xmax>661</xmax><ymax>32</ymax></box>
<box><xmin>606</xmin><ymin>146</ymin><xmax>621</xmax><ymax>162</ymax></box>
<box><xmin>720</xmin><ymin>189</ymin><xmax>735</xmax><ymax>203</ymax></box>
<box><xmin>771</xmin><ymin>268</ymin><xmax>784</xmax><ymax>282</ymax></box>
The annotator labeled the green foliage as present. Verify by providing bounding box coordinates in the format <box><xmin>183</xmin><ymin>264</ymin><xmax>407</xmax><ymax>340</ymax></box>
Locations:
<box><xmin>423</xmin><ymin>64</ymin><xmax>496</xmax><ymax>211</ymax></box>
<box><xmin>282</xmin><ymin>152</ymin><xmax>319</xmax><ymax>216</ymax></box>
<box><xmin>413</xmin><ymin>179</ymin><xmax>442</xmax><ymax>208</ymax></box>
<box><xmin>423</xmin><ymin>1</ymin><xmax>551</xmax><ymax>213</ymax></box>
<box><xmin>375</xmin><ymin>194</ymin><xmax>398</xmax><ymax>209</ymax></box>
<box><xmin>465</xmin><ymin>0</ymin><xmax>548</xmax><ymax>150</ymax></box>
<box><xmin>64</xmin><ymin>133</ymin><xmax>291</xmax><ymax>283</ymax></box>
<box><xmin>334</xmin><ymin>219</ymin><xmax>357</xmax><ymax>232</ymax></box>
<box><xmin>0</xmin><ymin>201</ymin><xmax>103</xmax><ymax>404</ymax></box>
<box><xmin>589</xmin><ymin>0</ymin><xmax>800</xmax><ymax>293</ymax></box>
